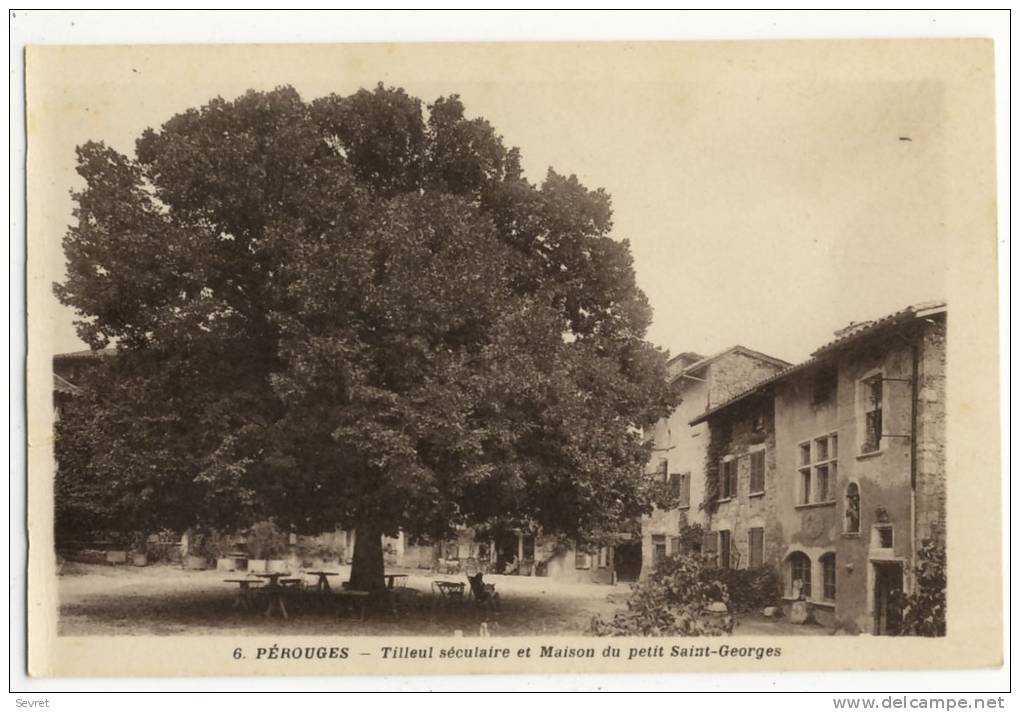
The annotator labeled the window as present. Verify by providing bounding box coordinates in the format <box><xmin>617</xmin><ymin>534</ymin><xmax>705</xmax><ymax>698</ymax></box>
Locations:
<box><xmin>702</xmin><ymin>530</ymin><xmax>717</xmax><ymax>563</ymax></box>
<box><xmin>788</xmin><ymin>552</ymin><xmax>812</xmax><ymax>598</ymax></box>
<box><xmin>813</xmin><ymin>365</ymin><xmax>837</xmax><ymax>404</ymax></box>
<box><xmin>669</xmin><ymin>536</ymin><xmax>681</xmax><ymax>556</ymax></box>
<box><xmin>821</xmin><ymin>553</ymin><xmax>836</xmax><ymax>601</ymax></box>
<box><xmin>719</xmin><ymin>458</ymin><xmax>737</xmax><ymax>500</ymax></box>
<box><xmin>575</xmin><ymin>551</ymin><xmax>591</xmax><ymax>569</ymax></box>
<box><xmin>597</xmin><ymin>547</ymin><xmax>609</xmax><ymax>568</ymax></box>
<box><xmin>796</xmin><ymin>433</ymin><xmax>838</xmax><ymax>505</ymax></box>
<box><xmin>669</xmin><ymin>472</ymin><xmax>691</xmax><ymax>508</ymax></box>
<box><xmin>860</xmin><ymin>373</ymin><xmax>884</xmax><ymax>454</ymax></box>
<box><xmin>655</xmin><ymin>457</ymin><xmax>668</xmax><ymax>482</ymax></box>
<box><xmin>875</xmin><ymin>525</ymin><xmax>894</xmax><ymax>550</ymax></box>
<box><xmin>748</xmin><ymin>527</ymin><xmax>764</xmax><ymax>568</ymax></box>
<box><xmin>844</xmin><ymin>482</ymin><xmax>861</xmax><ymax>533</ymax></box>
<box><xmin>652</xmin><ymin>535</ymin><xmax>667</xmax><ymax>568</ymax></box>
<box><xmin>718</xmin><ymin>530</ymin><xmax>732</xmax><ymax>570</ymax></box>
<box><xmin>752</xmin><ymin>413</ymin><xmax>765</xmax><ymax>433</ymax></box>
<box><xmin>749</xmin><ymin>449</ymin><xmax>766</xmax><ymax>495</ymax></box>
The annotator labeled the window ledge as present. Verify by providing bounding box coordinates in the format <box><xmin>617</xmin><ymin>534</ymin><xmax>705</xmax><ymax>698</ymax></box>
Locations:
<box><xmin>794</xmin><ymin>501</ymin><xmax>837</xmax><ymax>510</ymax></box>
<box><xmin>780</xmin><ymin>597</ymin><xmax>835</xmax><ymax>609</ymax></box>
<box><xmin>856</xmin><ymin>449</ymin><xmax>884</xmax><ymax>461</ymax></box>
<box><xmin>841</xmin><ymin>532</ymin><xmax>861</xmax><ymax>539</ymax></box>
<box><xmin>715</xmin><ymin>497</ymin><xmax>733</xmax><ymax>504</ymax></box>
<box><xmin>749</xmin><ymin>491</ymin><xmax>766</xmax><ymax>498</ymax></box>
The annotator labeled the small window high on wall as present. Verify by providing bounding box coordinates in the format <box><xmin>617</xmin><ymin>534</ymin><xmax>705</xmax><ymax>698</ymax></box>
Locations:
<box><xmin>844</xmin><ymin>482</ymin><xmax>861</xmax><ymax>533</ymax></box>
<box><xmin>859</xmin><ymin>373</ymin><xmax>884</xmax><ymax>454</ymax></box>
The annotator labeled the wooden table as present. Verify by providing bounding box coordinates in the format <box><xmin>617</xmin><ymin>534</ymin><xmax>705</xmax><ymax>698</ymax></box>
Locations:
<box><xmin>333</xmin><ymin>589</ymin><xmax>370</xmax><ymax>621</ymax></box>
<box><xmin>384</xmin><ymin>573</ymin><xmax>409</xmax><ymax>590</ymax></box>
<box><xmin>254</xmin><ymin>572</ymin><xmax>292</xmax><ymax>586</ymax></box>
<box><xmin>224</xmin><ymin>578</ymin><xmax>264</xmax><ymax>612</ymax></box>
<box><xmin>254</xmin><ymin>572</ymin><xmax>293</xmax><ymax>618</ymax></box>
<box><xmin>305</xmin><ymin>570</ymin><xmax>340</xmax><ymax>592</ymax></box>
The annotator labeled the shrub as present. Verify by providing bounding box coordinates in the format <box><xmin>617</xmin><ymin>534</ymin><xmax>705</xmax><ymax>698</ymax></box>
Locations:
<box><xmin>245</xmin><ymin>521</ymin><xmax>290</xmax><ymax>559</ymax></box>
<box><xmin>895</xmin><ymin>540</ymin><xmax>946</xmax><ymax>637</ymax></box>
<box><xmin>703</xmin><ymin>566</ymin><xmax>781</xmax><ymax>613</ymax></box>
<box><xmin>591</xmin><ymin>554</ymin><xmax>734</xmax><ymax>636</ymax></box>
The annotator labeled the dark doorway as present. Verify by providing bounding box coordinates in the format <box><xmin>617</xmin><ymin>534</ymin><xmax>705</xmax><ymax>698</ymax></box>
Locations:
<box><xmin>873</xmin><ymin>562</ymin><xmax>904</xmax><ymax>635</ymax></box>
<box><xmin>494</xmin><ymin>533</ymin><xmax>518</xmax><ymax>574</ymax></box>
<box><xmin>614</xmin><ymin>540</ymin><xmax>642</xmax><ymax>582</ymax></box>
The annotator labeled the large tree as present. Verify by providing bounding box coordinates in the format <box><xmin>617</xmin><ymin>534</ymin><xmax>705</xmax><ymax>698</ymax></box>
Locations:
<box><xmin>55</xmin><ymin>84</ymin><xmax>678</xmax><ymax>590</ymax></box>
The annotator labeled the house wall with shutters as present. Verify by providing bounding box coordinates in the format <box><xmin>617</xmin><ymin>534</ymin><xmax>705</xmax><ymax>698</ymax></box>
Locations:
<box><xmin>703</xmin><ymin>395</ymin><xmax>782</xmax><ymax>576</ymax></box>
<box><xmin>640</xmin><ymin>349</ymin><xmax>787</xmax><ymax>581</ymax></box>
<box><xmin>639</xmin><ymin>370</ymin><xmax>709</xmax><ymax>579</ymax></box>
<box><xmin>772</xmin><ymin>313</ymin><xmax>946</xmax><ymax>633</ymax></box>
<box><xmin>541</xmin><ymin>539</ymin><xmax>616</xmax><ymax>584</ymax></box>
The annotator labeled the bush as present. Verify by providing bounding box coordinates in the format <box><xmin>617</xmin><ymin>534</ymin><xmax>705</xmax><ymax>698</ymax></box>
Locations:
<box><xmin>703</xmin><ymin>566</ymin><xmax>781</xmax><ymax>613</ymax></box>
<box><xmin>245</xmin><ymin>521</ymin><xmax>290</xmax><ymax>559</ymax></box>
<box><xmin>895</xmin><ymin>540</ymin><xmax>946</xmax><ymax>636</ymax></box>
<box><xmin>591</xmin><ymin>554</ymin><xmax>734</xmax><ymax>636</ymax></box>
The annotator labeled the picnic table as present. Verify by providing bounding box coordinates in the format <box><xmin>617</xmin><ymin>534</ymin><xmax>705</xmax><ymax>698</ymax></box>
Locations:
<box><xmin>384</xmin><ymin>573</ymin><xmax>409</xmax><ymax>590</ymax></box>
<box><xmin>333</xmin><ymin>589</ymin><xmax>370</xmax><ymax>621</ymax></box>
<box><xmin>254</xmin><ymin>572</ymin><xmax>294</xmax><ymax>618</ymax></box>
<box><xmin>224</xmin><ymin>578</ymin><xmax>264</xmax><ymax>612</ymax></box>
<box><xmin>305</xmin><ymin>570</ymin><xmax>340</xmax><ymax>592</ymax></box>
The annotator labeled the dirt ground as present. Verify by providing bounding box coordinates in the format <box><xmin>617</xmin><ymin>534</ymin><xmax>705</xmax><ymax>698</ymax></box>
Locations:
<box><xmin>57</xmin><ymin>562</ymin><xmax>626</xmax><ymax>636</ymax></box>
<box><xmin>56</xmin><ymin>563</ymin><xmax>831</xmax><ymax>637</ymax></box>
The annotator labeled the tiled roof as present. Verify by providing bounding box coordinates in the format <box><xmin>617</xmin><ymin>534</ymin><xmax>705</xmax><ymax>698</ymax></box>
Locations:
<box><xmin>688</xmin><ymin>301</ymin><xmax>946</xmax><ymax>425</ymax></box>
<box><xmin>669</xmin><ymin>344</ymin><xmax>791</xmax><ymax>384</ymax></box>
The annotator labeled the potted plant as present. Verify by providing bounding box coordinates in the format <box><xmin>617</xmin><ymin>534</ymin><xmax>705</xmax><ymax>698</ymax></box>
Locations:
<box><xmin>129</xmin><ymin>532</ymin><xmax>149</xmax><ymax>567</ymax></box>
<box><xmin>182</xmin><ymin>530</ymin><xmax>214</xmax><ymax>570</ymax></box>
<box><xmin>246</xmin><ymin>521</ymin><xmax>289</xmax><ymax>572</ymax></box>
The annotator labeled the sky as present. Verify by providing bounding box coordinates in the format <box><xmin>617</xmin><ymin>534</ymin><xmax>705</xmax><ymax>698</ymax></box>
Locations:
<box><xmin>30</xmin><ymin>43</ymin><xmax>949</xmax><ymax>365</ymax></box>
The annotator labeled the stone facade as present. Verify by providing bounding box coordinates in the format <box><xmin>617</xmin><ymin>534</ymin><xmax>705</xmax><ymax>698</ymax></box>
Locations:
<box><xmin>704</xmin><ymin>395</ymin><xmax>784</xmax><ymax>575</ymax></box>
<box><xmin>694</xmin><ymin>303</ymin><xmax>947</xmax><ymax>634</ymax></box>
<box><xmin>640</xmin><ymin>347</ymin><xmax>789</xmax><ymax>581</ymax></box>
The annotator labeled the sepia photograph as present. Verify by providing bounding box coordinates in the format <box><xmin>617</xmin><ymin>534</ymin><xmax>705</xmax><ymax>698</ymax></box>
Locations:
<box><xmin>20</xmin><ymin>27</ymin><xmax>1002</xmax><ymax>682</ymax></box>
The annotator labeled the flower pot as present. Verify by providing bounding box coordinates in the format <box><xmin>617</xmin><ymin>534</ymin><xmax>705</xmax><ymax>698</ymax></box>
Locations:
<box><xmin>183</xmin><ymin>554</ymin><xmax>210</xmax><ymax>570</ymax></box>
<box><xmin>247</xmin><ymin>559</ymin><xmax>268</xmax><ymax>573</ymax></box>
<box><xmin>132</xmin><ymin>553</ymin><xmax>148</xmax><ymax>567</ymax></box>
<box><xmin>267</xmin><ymin>559</ymin><xmax>288</xmax><ymax>573</ymax></box>
<box><xmin>106</xmin><ymin>550</ymin><xmax>128</xmax><ymax>565</ymax></box>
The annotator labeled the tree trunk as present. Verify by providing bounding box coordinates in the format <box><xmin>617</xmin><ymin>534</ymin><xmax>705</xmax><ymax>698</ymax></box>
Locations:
<box><xmin>348</xmin><ymin>524</ymin><xmax>386</xmax><ymax>592</ymax></box>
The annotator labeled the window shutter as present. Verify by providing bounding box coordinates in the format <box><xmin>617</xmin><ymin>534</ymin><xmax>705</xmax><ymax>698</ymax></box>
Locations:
<box><xmin>749</xmin><ymin>528</ymin><xmax>764</xmax><ymax>568</ymax></box>
<box><xmin>703</xmin><ymin>531</ymin><xmax>718</xmax><ymax>559</ymax></box>
<box><xmin>680</xmin><ymin>473</ymin><xmax>691</xmax><ymax>508</ymax></box>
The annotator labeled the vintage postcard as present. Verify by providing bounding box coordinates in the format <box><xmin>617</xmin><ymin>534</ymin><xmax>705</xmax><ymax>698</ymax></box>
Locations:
<box><xmin>25</xmin><ymin>39</ymin><xmax>1001</xmax><ymax>678</ymax></box>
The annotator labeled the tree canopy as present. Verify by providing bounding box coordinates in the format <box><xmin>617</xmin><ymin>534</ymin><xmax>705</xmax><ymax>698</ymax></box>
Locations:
<box><xmin>55</xmin><ymin>84</ymin><xmax>678</xmax><ymax>584</ymax></box>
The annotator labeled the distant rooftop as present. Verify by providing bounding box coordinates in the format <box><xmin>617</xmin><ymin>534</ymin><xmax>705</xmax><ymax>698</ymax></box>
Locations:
<box><xmin>668</xmin><ymin>344</ymin><xmax>791</xmax><ymax>385</ymax></box>
<box><xmin>53</xmin><ymin>347</ymin><xmax>117</xmax><ymax>362</ymax></box>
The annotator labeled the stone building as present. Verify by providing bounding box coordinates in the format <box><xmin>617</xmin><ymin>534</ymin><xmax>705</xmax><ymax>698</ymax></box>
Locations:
<box><xmin>639</xmin><ymin>346</ymin><xmax>791</xmax><ymax>580</ymax></box>
<box><xmin>690</xmin><ymin>302</ymin><xmax>946</xmax><ymax>634</ymax></box>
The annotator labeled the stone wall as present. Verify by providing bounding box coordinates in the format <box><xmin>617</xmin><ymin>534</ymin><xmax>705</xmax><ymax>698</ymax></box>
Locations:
<box><xmin>915</xmin><ymin>318</ymin><xmax>947</xmax><ymax>545</ymax></box>
<box><xmin>708</xmin><ymin>351</ymin><xmax>788</xmax><ymax>408</ymax></box>
<box><xmin>705</xmin><ymin>394</ymin><xmax>782</xmax><ymax>572</ymax></box>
